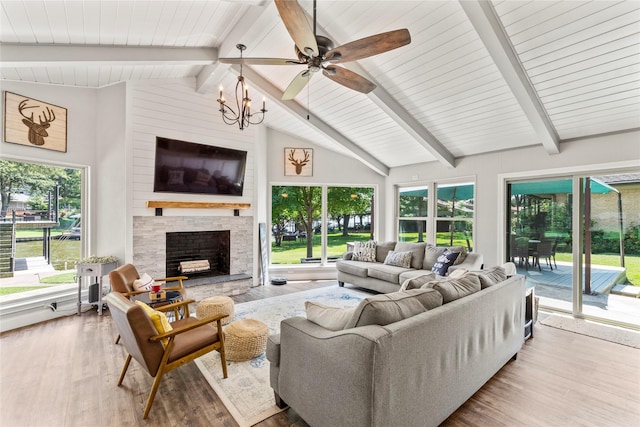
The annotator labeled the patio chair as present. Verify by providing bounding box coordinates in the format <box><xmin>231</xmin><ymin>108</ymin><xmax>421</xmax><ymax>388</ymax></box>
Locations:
<box><xmin>105</xmin><ymin>292</ymin><xmax>228</xmax><ymax>419</ymax></box>
<box><xmin>510</xmin><ymin>235</ymin><xmax>531</xmax><ymax>269</ymax></box>
<box><xmin>532</xmin><ymin>239</ymin><xmax>555</xmax><ymax>271</ymax></box>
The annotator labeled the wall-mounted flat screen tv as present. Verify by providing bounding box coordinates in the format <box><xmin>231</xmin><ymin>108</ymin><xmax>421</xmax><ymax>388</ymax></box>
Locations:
<box><xmin>153</xmin><ymin>137</ymin><xmax>247</xmax><ymax>196</ymax></box>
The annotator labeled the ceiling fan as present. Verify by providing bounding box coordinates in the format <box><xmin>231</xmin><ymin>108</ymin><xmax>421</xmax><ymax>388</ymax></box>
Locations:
<box><xmin>219</xmin><ymin>0</ymin><xmax>411</xmax><ymax>100</ymax></box>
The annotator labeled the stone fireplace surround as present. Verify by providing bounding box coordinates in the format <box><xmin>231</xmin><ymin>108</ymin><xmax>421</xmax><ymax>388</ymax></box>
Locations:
<box><xmin>132</xmin><ymin>216</ymin><xmax>253</xmax><ymax>298</ymax></box>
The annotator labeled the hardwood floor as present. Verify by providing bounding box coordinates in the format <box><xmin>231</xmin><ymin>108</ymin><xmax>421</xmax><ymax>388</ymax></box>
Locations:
<box><xmin>1</xmin><ymin>281</ymin><xmax>638</xmax><ymax>427</ymax></box>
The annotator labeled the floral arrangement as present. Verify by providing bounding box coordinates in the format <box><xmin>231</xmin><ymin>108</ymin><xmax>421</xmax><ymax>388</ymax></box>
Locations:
<box><xmin>80</xmin><ymin>255</ymin><xmax>119</xmax><ymax>264</ymax></box>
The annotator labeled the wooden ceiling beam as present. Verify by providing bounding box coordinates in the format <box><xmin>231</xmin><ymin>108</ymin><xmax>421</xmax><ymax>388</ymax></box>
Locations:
<box><xmin>0</xmin><ymin>44</ymin><xmax>217</xmax><ymax>68</ymax></box>
<box><xmin>460</xmin><ymin>0</ymin><xmax>560</xmax><ymax>155</ymax></box>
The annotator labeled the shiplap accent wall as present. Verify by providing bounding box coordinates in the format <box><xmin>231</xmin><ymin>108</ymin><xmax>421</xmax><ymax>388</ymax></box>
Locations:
<box><xmin>129</xmin><ymin>77</ymin><xmax>255</xmax><ymax>217</ymax></box>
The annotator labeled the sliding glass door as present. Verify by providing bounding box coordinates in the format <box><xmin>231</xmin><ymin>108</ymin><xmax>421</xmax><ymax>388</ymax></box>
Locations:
<box><xmin>507</xmin><ymin>175</ymin><xmax>639</xmax><ymax>327</ymax></box>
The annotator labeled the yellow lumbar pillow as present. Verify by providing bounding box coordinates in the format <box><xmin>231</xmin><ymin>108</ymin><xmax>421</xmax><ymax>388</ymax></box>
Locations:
<box><xmin>135</xmin><ymin>301</ymin><xmax>173</xmax><ymax>346</ymax></box>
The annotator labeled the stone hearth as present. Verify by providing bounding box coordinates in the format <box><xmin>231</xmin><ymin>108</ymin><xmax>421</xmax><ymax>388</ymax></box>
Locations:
<box><xmin>132</xmin><ymin>216</ymin><xmax>253</xmax><ymax>296</ymax></box>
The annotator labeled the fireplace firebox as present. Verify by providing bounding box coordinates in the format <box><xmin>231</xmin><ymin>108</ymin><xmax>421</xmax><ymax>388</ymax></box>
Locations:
<box><xmin>165</xmin><ymin>231</ymin><xmax>230</xmax><ymax>279</ymax></box>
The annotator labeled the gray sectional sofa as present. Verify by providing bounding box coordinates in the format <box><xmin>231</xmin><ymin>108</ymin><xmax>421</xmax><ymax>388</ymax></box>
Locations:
<box><xmin>337</xmin><ymin>241</ymin><xmax>484</xmax><ymax>293</ymax></box>
<box><xmin>267</xmin><ymin>272</ymin><xmax>525</xmax><ymax>427</ymax></box>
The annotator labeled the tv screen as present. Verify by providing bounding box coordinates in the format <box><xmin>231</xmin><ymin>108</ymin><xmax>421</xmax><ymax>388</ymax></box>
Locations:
<box><xmin>153</xmin><ymin>137</ymin><xmax>247</xmax><ymax>196</ymax></box>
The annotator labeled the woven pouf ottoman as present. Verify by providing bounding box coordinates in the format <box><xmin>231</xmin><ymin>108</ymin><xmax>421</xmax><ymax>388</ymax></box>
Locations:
<box><xmin>224</xmin><ymin>319</ymin><xmax>269</xmax><ymax>361</ymax></box>
<box><xmin>196</xmin><ymin>296</ymin><xmax>235</xmax><ymax>326</ymax></box>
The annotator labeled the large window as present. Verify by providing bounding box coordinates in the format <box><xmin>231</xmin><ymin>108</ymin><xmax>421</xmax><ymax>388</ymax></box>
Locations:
<box><xmin>0</xmin><ymin>159</ymin><xmax>83</xmax><ymax>295</ymax></box>
<box><xmin>436</xmin><ymin>182</ymin><xmax>474</xmax><ymax>251</ymax></box>
<box><xmin>398</xmin><ymin>187</ymin><xmax>428</xmax><ymax>242</ymax></box>
<box><xmin>271</xmin><ymin>185</ymin><xmax>375</xmax><ymax>265</ymax></box>
<box><xmin>398</xmin><ymin>181</ymin><xmax>475</xmax><ymax>248</ymax></box>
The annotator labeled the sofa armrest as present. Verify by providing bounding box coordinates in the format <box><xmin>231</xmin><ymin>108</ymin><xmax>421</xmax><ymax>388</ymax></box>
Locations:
<box><xmin>454</xmin><ymin>252</ymin><xmax>483</xmax><ymax>270</ymax></box>
<box><xmin>266</xmin><ymin>334</ymin><xmax>280</xmax><ymax>367</ymax></box>
<box><xmin>275</xmin><ymin>317</ymin><xmax>390</xmax><ymax>426</ymax></box>
<box><xmin>342</xmin><ymin>251</ymin><xmax>354</xmax><ymax>260</ymax></box>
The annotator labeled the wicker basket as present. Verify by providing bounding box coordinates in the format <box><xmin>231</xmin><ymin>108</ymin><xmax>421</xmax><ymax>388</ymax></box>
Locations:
<box><xmin>196</xmin><ymin>296</ymin><xmax>234</xmax><ymax>325</ymax></box>
<box><xmin>224</xmin><ymin>319</ymin><xmax>269</xmax><ymax>361</ymax></box>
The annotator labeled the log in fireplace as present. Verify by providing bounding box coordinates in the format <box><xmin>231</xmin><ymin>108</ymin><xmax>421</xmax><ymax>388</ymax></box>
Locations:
<box><xmin>165</xmin><ymin>230</ymin><xmax>230</xmax><ymax>279</ymax></box>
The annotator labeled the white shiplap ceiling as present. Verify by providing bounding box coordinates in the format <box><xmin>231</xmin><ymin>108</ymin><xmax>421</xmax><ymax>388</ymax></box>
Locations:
<box><xmin>1</xmin><ymin>0</ymin><xmax>639</xmax><ymax>174</ymax></box>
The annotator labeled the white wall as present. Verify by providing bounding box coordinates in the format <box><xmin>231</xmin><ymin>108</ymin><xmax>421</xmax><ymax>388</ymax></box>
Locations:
<box><xmin>387</xmin><ymin>131</ymin><xmax>640</xmax><ymax>267</ymax></box>
<box><xmin>127</xmin><ymin>78</ymin><xmax>258</xmax><ymax>219</ymax></box>
<box><xmin>267</xmin><ymin>128</ymin><xmax>387</xmax><ymax>238</ymax></box>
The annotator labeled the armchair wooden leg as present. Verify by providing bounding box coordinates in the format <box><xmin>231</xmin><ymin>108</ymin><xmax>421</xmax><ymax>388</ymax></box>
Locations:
<box><xmin>115</xmin><ymin>334</ymin><xmax>121</xmax><ymax>345</ymax></box>
<box><xmin>143</xmin><ymin>370</ymin><xmax>165</xmax><ymax>419</ymax></box>
<box><xmin>117</xmin><ymin>355</ymin><xmax>132</xmax><ymax>386</ymax></box>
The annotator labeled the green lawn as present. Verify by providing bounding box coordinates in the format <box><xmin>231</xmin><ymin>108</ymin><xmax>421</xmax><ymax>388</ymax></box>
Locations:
<box><xmin>0</xmin><ymin>286</ymin><xmax>51</xmax><ymax>296</ymax></box>
<box><xmin>15</xmin><ymin>240</ymin><xmax>81</xmax><ymax>271</ymax></box>
<box><xmin>271</xmin><ymin>232</ymin><xmax>371</xmax><ymax>264</ymax></box>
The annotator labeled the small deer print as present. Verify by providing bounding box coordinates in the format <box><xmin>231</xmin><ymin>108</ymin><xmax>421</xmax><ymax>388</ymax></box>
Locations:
<box><xmin>18</xmin><ymin>100</ymin><xmax>56</xmax><ymax>146</ymax></box>
<box><xmin>288</xmin><ymin>149</ymin><xmax>310</xmax><ymax>175</ymax></box>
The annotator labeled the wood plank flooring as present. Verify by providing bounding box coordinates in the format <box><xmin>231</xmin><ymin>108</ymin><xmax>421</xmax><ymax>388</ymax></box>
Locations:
<box><xmin>1</xmin><ymin>281</ymin><xmax>639</xmax><ymax>427</ymax></box>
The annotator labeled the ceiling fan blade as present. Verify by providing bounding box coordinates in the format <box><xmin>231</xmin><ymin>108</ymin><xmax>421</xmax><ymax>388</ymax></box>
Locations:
<box><xmin>219</xmin><ymin>57</ymin><xmax>303</xmax><ymax>66</ymax></box>
<box><xmin>274</xmin><ymin>0</ymin><xmax>318</xmax><ymax>58</ymax></box>
<box><xmin>323</xmin><ymin>66</ymin><xmax>376</xmax><ymax>94</ymax></box>
<box><xmin>325</xmin><ymin>29</ymin><xmax>411</xmax><ymax>63</ymax></box>
<box><xmin>282</xmin><ymin>69</ymin><xmax>314</xmax><ymax>100</ymax></box>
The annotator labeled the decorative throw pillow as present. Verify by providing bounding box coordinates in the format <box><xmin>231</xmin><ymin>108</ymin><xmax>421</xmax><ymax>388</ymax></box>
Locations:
<box><xmin>431</xmin><ymin>249</ymin><xmax>460</xmax><ymax>276</ymax></box>
<box><xmin>383</xmin><ymin>250</ymin><xmax>412</xmax><ymax>268</ymax></box>
<box><xmin>193</xmin><ymin>170</ymin><xmax>211</xmax><ymax>186</ymax></box>
<box><xmin>447</xmin><ymin>246</ymin><xmax>468</xmax><ymax>265</ymax></box>
<box><xmin>167</xmin><ymin>169</ymin><xmax>184</xmax><ymax>185</ymax></box>
<box><xmin>352</xmin><ymin>240</ymin><xmax>377</xmax><ymax>262</ymax></box>
<box><xmin>133</xmin><ymin>272</ymin><xmax>154</xmax><ymax>291</ymax></box>
<box><xmin>135</xmin><ymin>301</ymin><xmax>173</xmax><ymax>346</ymax></box>
<box><xmin>305</xmin><ymin>301</ymin><xmax>357</xmax><ymax>331</ymax></box>
<box><xmin>344</xmin><ymin>292</ymin><xmax>426</xmax><ymax>329</ymax></box>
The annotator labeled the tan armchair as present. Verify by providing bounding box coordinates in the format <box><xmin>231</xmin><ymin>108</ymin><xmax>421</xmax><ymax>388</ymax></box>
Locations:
<box><xmin>109</xmin><ymin>263</ymin><xmax>187</xmax><ymax>298</ymax></box>
<box><xmin>105</xmin><ymin>292</ymin><xmax>228</xmax><ymax>419</ymax></box>
<box><xmin>109</xmin><ymin>263</ymin><xmax>189</xmax><ymax>343</ymax></box>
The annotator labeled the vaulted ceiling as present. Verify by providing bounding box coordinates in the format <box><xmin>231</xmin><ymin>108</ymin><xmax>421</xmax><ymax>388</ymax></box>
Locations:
<box><xmin>1</xmin><ymin>0</ymin><xmax>639</xmax><ymax>175</ymax></box>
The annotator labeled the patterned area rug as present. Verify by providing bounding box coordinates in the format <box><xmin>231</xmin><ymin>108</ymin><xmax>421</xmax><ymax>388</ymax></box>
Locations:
<box><xmin>195</xmin><ymin>286</ymin><xmax>368</xmax><ymax>427</ymax></box>
<box><xmin>540</xmin><ymin>314</ymin><xmax>640</xmax><ymax>349</ymax></box>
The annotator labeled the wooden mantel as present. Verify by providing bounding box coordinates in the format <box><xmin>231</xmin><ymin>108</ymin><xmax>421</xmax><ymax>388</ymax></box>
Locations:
<box><xmin>146</xmin><ymin>201</ymin><xmax>251</xmax><ymax>209</ymax></box>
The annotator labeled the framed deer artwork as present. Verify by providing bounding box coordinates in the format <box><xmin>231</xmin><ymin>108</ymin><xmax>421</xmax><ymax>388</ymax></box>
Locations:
<box><xmin>285</xmin><ymin>148</ymin><xmax>313</xmax><ymax>176</ymax></box>
<box><xmin>3</xmin><ymin>91</ymin><xmax>68</xmax><ymax>153</ymax></box>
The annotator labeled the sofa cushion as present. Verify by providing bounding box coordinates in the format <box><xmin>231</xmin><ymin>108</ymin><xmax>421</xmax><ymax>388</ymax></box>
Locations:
<box><xmin>376</xmin><ymin>241</ymin><xmax>397</xmax><ymax>263</ymax></box>
<box><xmin>424</xmin><ymin>273</ymin><xmax>481</xmax><ymax>303</ymax></box>
<box><xmin>336</xmin><ymin>259</ymin><xmax>372</xmax><ymax>278</ymax></box>
<box><xmin>367</xmin><ymin>263</ymin><xmax>411</xmax><ymax>284</ymax></box>
<box><xmin>399</xmin><ymin>271</ymin><xmax>437</xmax><ymax>290</ymax></box>
<box><xmin>352</xmin><ymin>240</ymin><xmax>377</xmax><ymax>262</ymax></box>
<box><xmin>305</xmin><ymin>301</ymin><xmax>357</xmax><ymax>331</ymax></box>
<box><xmin>475</xmin><ymin>265</ymin><xmax>507</xmax><ymax>289</ymax></box>
<box><xmin>344</xmin><ymin>292</ymin><xmax>426</xmax><ymax>329</ymax></box>
<box><xmin>394</xmin><ymin>242</ymin><xmax>427</xmax><ymax>269</ymax></box>
<box><xmin>383</xmin><ymin>250</ymin><xmax>412</xmax><ymax>268</ymax></box>
<box><xmin>431</xmin><ymin>249</ymin><xmax>460</xmax><ymax>276</ymax></box>
<box><xmin>423</xmin><ymin>245</ymin><xmax>446</xmax><ymax>270</ymax></box>
<box><xmin>402</xmin><ymin>288</ymin><xmax>443</xmax><ymax>310</ymax></box>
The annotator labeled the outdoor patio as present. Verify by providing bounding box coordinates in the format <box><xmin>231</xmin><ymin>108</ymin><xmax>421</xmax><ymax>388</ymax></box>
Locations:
<box><xmin>518</xmin><ymin>261</ymin><xmax>640</xmax><ymax>327</ymax></box>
